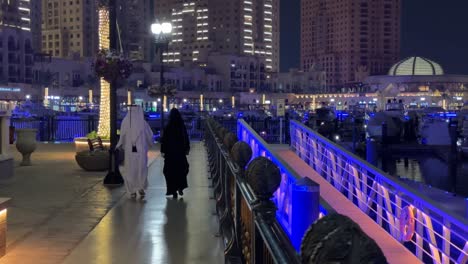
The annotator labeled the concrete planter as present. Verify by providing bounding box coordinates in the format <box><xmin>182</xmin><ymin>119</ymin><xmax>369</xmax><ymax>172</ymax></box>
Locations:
<box><xmin>74</xmin><ymin>137</ymin><xmax>110</xmax><ymax>153</ymax></box>
<box><xmin>75</xmin><ymin>150</ymin><xmax>109</xmax><ymax>171</ymax></box>
<box><xmin>15</xmin><ymin>129</ymin><xmax>38</xmax><ymax>166</ymax></box>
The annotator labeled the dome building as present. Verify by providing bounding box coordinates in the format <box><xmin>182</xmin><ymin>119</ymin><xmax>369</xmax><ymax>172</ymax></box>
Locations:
<box><xmin>388</xmin><ymin>57</ymin><xmax>444</xmax><ymax>76</ymax></box>
<box><xmin>364</xmin><ymin>56</ymin><xmax>468</xmax><ymax>110</ymax></box>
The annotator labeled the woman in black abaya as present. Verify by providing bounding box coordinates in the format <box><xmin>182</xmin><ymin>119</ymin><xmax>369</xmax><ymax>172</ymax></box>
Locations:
<box><xmin>161</xmin><ymin>108</ymin><xmax>190</xmax><ymax>199</ymax></box>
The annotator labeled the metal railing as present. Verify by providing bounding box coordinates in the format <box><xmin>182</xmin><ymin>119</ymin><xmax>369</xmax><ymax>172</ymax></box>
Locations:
<box><xmin>237</xmin><ymin>119</ymin><xmax>325</xmax><ymax>250</ymax></box>
<box><xmin>205</xmin><ymin>118</ymin><xmax>312</xmax><ymax>263</ymax></box>
<box><xmin>11</xmin><ymin>117</ymin><xmax>99</xmax><ymax>141</ymax></box>
<box><xmin>10</xmin><ymin>116</ymin><xmax>204</xmax><ymax>142</ymax></box>
<box><xmin>212</xmin><ymin>118</ymin><xmax>290</xmax><ymax>144</ymax></box>
<box><xmin>290</xmin><ymin>120</ymin><xmax>468</xmax><ymax>264</ymax></box>
<box><xmin>10</xmin><ymin>115</ymin><xmax>290</xmax><ymax>144</ymax></box>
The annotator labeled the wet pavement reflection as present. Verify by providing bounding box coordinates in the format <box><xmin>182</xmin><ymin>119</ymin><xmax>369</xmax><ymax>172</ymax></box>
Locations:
<box><xmin>63</xmin><ymin>143</ymin><xmax>224</xmax><ymax>264</ymax></box>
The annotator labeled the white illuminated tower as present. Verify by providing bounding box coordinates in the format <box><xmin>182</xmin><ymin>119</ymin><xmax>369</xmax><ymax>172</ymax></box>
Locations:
<box><xmin>154</xmin><ymin>0</ymin><xmax>280</xmax><ymax>72</ymax></box>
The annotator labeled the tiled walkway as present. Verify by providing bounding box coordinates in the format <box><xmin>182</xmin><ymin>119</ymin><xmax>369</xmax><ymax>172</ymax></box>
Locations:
<box><xmin>62</xmin><ymin>142</ymin><xmax>224</xmax><ymax>264</ymax></box>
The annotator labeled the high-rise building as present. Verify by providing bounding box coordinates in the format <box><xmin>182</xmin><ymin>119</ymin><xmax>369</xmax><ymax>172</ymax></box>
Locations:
<box><xmin>30</xmin><ymin>0</ymin><xmax>42</xmax><ymax>52</ymax></box>
<box><xmin>0</xmin><ymin>0</ymin><xmax>31</xmax><ymax>31</ymax></box>
<box><xmin>0</xmin><ymin>0</ymin><xmax>34</xmax><ymax>84</ymax></box>
<box><xmin>301</xmin><ymin>0</ymin><xmax>400</xmax><ymax>88</ymax></box>
<box><xmin>154</xmin><ymin>0</ymin><xmax>280</xmax><ymax>72</ymax></box>
<box><xmin>41</xmin><ymin>0</ymin><xmax>98</xmax><ymax>58</ymax></box>
<box><xmin>116</xmin><ymin>0</ymin><xmax>154</xmax><ymax>61</ymax></box>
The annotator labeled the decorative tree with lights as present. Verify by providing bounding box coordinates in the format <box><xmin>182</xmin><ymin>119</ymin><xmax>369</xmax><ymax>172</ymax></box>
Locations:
<box><xmin>96</xmin><ymin>1</ymin><xmax>111</xmax><ymax>138</ymax></box>
<box><xmin>95</xmin><ymin>1</ymin><xmax>132</xmax><ymax>138</ymax></box>
<box><xmin>94</xmin><ymin>0</ymin><xmax>133</xmax><ymax>185</ymax></box>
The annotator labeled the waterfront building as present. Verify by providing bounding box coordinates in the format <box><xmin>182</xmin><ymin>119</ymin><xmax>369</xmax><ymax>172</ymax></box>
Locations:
<box><xmin>268</xmin><ymin>67</ymin><xmax>327</xmax><ymax>94</ymax></box>
<box><xmin>0</xmin><ymin>0</ymin><xmax>35</xmax><ymax>85</ymax></box>
<box><xmin>364</xmin><ymin>56</ymin><xmax>468</xmax><ymax>109</ymax></box>
<box><xmin>128</xmin><ymin>53</ymin><xmax>270</xmax><ymax>94</ymax></box>
<box><xmin>301</xmin><ymin>0</ymin><xmax>400</xmax><ymax>88</ymax></box>
<box><xmin>0</xmin><ymin>27</ymin><xmax>33</xmax><ymax>85</ymax></box>
<box><xmin>154</xmin><ymin>0</ymin><xmax>280</xmax><ymax>72</ymax></box>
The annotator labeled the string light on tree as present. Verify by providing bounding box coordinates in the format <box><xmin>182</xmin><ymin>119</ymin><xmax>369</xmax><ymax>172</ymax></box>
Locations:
<box><xmin>97</xmin><ymin>6</ymin><xmax>111</xmax><ymax>138</ymax></box>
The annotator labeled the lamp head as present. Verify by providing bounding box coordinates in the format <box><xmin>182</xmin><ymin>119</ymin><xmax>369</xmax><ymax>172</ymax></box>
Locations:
<box><xmin>161</xmin><ymin>22</ymin><xmax>172</xmax><ymax>34</ymax></box>
<box><xmin>151</xmin><ymin>23</ymin><xmax>162</xmax><ymax>35</ymax></box>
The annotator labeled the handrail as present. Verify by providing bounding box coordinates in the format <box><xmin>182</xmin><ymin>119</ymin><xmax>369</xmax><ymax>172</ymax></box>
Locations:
<box><xmin>204</xmin><ymin>118</ymin><xmax>301</xmax><ymax>263</ymax></box>
<box><xmin>291</xmin><ymin>120</ymin><xmax>468</xmax><ymax>229</ymax></box>
<box><xmin>237</xmin><ymin>119</ymin><xmax>335</xmax><ymax>216</ymax></box>
<box><xmin>290</xmin><ymin>119</ymin><xmax>468</xmax><ymax>263</ymax></box>
<box><xmin>237</xmin><ymin>119</ymin><xmax>302</xmax><ymax>182</ymax></box>
<box><xmin>237</xmin><ymin>119</ymin><xmax>328</xmax><ymax>250</ymax></box>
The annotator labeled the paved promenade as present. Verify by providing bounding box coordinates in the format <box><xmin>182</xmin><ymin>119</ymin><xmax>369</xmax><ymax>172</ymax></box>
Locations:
<box><xmin>0</xmin><ymin>142</ymin><xmax>224</xmax><ymax>264</ymax></box>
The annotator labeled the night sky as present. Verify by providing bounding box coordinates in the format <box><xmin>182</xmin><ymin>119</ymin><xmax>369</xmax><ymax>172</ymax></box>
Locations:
<box><xmin>280</xmin><ymin>0</ymin><xmax>468</xmax><ymax>74</ymax></box>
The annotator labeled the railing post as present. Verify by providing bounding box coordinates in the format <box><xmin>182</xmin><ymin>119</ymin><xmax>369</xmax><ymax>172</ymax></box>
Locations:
<box><xmin>279</xmin><ymin>118</ymin><xmax>283</xmax><ymax>144</ymax></box>
<box><xmin>291</xmin><ymin>177</ymin><xmax>320</xmax><ymax>251</ymax></box>
<box><xmin>245</xmin><ymin>156</ymin><xmax>281</xmax><ymax>264</ymax></box>
<box><xmin>230</xmin><ymin>141</ymin><xmax>253</xmax><ymax>262</ymax></box>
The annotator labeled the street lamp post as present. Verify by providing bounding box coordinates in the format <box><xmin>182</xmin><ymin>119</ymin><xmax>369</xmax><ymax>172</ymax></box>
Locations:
<box><xmin>103</xmin><ymin>0</ymin><xmax>123</xmax><ymax>185</ymax></box>
<box><xmin>151</xmin><ymin>21</ymin><xmax>172</xmax><ymax>135</ymax></box>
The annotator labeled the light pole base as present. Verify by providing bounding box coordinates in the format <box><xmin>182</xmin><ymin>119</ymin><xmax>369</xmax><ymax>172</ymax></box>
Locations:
<box><xmin>103</xmin><ymin>148</ymin><xmax>124</xmax><ymax>186</ymax></box>
<box><xmin>103</xmin><ymin>170</ymin><xmax>124</xmax><ymax>185</ymax></box>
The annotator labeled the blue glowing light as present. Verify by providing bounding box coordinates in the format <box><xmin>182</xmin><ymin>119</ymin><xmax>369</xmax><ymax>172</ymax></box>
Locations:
<box><xmin>148</xmin><ymin>114</ymin><xmax>161</xmax><ymax>119</ymax></box>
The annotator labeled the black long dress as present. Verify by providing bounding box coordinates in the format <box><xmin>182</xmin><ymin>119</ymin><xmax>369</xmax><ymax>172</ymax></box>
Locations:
<box><xmin>161</xmin><ymin>122</ymin><xmax>190</xmax><ymax>195</ymax></box>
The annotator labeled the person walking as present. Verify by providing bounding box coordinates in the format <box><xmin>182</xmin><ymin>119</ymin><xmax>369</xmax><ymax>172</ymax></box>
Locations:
<box><xmin>116</xmin><ymin>105</ymin><xmax>154</xmax><ymax>199</ymax></box>
<box><xmin>161</xmin><ymin>108</ymin><xmax>190</xmax><ymax>199</ymax></box>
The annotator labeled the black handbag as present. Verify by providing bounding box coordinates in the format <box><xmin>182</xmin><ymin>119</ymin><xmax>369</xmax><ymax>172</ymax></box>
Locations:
<box><xmin>116</xmin><ymin>147</ymin><xmax>125</xmax><ymax>165</ymax></box>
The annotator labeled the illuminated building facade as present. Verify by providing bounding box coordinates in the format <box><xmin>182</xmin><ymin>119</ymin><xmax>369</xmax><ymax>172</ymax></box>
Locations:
<box><xmin>0</xmin><ymin>0</ymin><xmax>31</xmax><ymax>31</ymax></box>
<box><xmin>154</xmin><ymin>0</ymin><xmax>280</xmax><ymax>72</ymax></box>
<box><xmin>41</xmin><ymin>0</ymin><xmax>98</xmax><ymax>58</ymax></box>
<box><xmin>301</xmin><ymin>0</ymin><xmax>401</xmax><ymax>88</ymax></box>
<box><xmin>0</xmin><ymin>0</ymin><xmax>35</xmax><ymax>84</ymax></box>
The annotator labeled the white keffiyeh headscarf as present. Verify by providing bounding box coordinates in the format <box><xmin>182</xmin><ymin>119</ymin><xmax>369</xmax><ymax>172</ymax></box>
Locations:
<box><xmin>119</xmin><ymin>106</ymin><xmax>146</xmax><ymax>147</ymax></box>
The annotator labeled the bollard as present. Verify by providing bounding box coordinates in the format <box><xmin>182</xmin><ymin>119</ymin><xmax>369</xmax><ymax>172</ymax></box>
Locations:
<box><xmin>366</xmin><ymin>138</ymin><xmax>378</xmax><ymax>166</ymax></box>
<box><xmin>291</xmin><ymin>177</ymin><xmax>320</xmax><ymax>251</ymax></box>
<box><xmin>448</xmin><ymin>121</ymin><xmax>458</xmax><ymax>154</ymax></box>
<box><xmin>466</xmin><ymin>199</ymin><xmax>468</xmax><ymax>219</ymax></box>
<box><xmin>381</xmin><ymin>122</ymin><xmax>388</xmax><ymax>145</ymax></box>
<box><xmin>352</xmin><ymin>118</ymin><xmax>357</xmax><ymax>153</ymax></box>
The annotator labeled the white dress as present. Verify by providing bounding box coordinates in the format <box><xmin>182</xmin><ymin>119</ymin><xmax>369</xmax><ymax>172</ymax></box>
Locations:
<box><xmin>116</xmin><ymin>106</ymin><xmax>153</xmax><ymax>194</ymax></box>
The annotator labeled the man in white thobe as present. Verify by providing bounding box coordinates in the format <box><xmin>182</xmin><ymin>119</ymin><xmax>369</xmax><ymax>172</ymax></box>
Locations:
<box><xmin>116</xmin><ymin>106</ymin><xmax>153</xmax><ymax>198</ymax></box>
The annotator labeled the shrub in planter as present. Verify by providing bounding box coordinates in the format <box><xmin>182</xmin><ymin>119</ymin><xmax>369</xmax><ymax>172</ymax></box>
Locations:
<box><xmin>75</xmin><ymin>150</ymin><xmax>109</xmax><ymax>171</ymax></box>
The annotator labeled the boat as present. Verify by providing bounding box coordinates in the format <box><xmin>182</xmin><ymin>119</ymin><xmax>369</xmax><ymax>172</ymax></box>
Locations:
<box><xmin>418</xmin><ymin>110</ymin><xmax>456</xmax><ymax>146</ymax></box>
<box><xmin>458</xmin><ymin>102</ymin><xmax>468</xmax><ymax>155</ymax></box>
<box><xmin>366</xmin><ymin>99</ymin><xmax>406</xmax><ymax>141</ymax></box>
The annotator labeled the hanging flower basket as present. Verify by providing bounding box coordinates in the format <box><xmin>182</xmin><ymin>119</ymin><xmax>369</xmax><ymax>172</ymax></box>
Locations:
<box><xmin>147</xmin><ymin>84</ymin><xmax>177</xmax><ymax>98</ymax></box>
<box><xmin>93</xmin><ymin>49</ymin><xmax>133</xmax><ymax>83</ymax></box>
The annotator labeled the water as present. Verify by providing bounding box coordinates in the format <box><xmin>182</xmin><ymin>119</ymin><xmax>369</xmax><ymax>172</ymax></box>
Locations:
<box><xmin>381</xmin><ymin>155</ymin><xmax>468</xmax><ymax>197</ymax></box>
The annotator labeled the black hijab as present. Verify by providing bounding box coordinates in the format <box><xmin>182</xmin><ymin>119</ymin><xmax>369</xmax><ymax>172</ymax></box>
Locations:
<box><xmin>162</xmin><ymin>108</ymin><xmax>190</xmax><ymax>155</ymax></box>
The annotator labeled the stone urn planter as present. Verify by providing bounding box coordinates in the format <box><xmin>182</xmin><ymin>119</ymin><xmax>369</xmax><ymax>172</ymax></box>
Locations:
<box><xmin>15</xmin><ymin>128</ymin><xmax>38</xmax><ymax>166</ymax></box>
